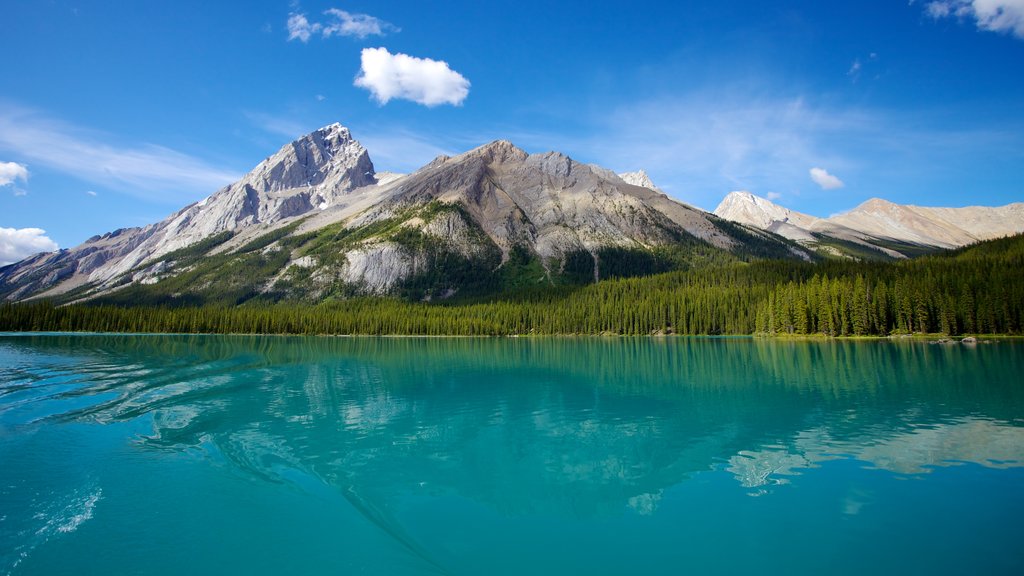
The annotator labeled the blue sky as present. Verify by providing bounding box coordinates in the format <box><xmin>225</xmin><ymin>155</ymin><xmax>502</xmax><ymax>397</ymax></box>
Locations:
<box><xmin>2</xmin><ymin>0</ymin><xmax>1023</xmax><ymax>261</ymax></box>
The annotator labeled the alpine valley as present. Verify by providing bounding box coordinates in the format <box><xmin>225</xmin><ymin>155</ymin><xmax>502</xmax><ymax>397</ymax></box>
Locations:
<box><xmin>0</xmin><ymin>123</ymin><xmax>1021</xmax><ymax>311</ymax></box>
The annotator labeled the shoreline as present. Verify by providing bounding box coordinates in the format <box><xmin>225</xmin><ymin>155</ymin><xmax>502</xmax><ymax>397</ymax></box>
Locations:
<box><xmin>1</xmin><ymin>330</ymin><xmax>1019</xmax><ymax>341</ymax></box>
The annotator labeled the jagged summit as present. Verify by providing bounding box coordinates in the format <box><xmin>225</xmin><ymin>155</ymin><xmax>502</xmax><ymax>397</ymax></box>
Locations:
<box><xmin>464</xmin><ymin>139</ymin><xmax>529</xmax><ymax>164</ymax></box>
<box><xmin>618</xmin><ymin>170</ymin><xmax>662</xmax><ymax>193</ymax></box>
<box><xmin>244</xmin><ymin>122</ymin><xmax>374</xmax><ymax>194</ymax></box>
<box><xmin>714</xmin><ymin>191</ymin><xmax>818</xmax><ymax>231</ymax></box>
<box><xmin>0</xmin><ymin>121</ymin><xmax>379</xmax><ymax>299</ymax></box>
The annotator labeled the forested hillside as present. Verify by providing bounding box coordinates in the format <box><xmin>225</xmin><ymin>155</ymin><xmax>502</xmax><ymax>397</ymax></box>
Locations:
<box><xmin>2</xmin><ymin>235</ymin><xmax>1021</xmax><ymax>337</ymax></box>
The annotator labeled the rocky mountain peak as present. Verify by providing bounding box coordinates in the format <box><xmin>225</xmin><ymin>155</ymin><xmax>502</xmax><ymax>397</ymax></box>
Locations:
<box><xmin>12</xmin><ymin>122</ymin><xmax>382</xmax><ymax>292</ymax></box>
<box><xmin>853</xmin><ymin>198</ymin><xmax>898</xmax><ymax>212</ymax></box>
<box><xmin>243</xmin><ymin>122</ymin><xmax>375</xmax><ymax>194</ymax></box>
<box><xmin>467</xmin><ymin>140</ymin><xmax>529</xmax><ymax>164</ymax></box>
<box><xmin>715</xmin><ymin>191</ymin><xmax>777</xmax><ymax>219</ymax></box>
<box><xmin>618</xmin><ymin>170</ymin><xmax>662</xmax><ymax>192</ymax></box>
<box><xmin>714</xmin><ymin>191</ymin><xmax>823</xmax><ymax>240</ymax></box>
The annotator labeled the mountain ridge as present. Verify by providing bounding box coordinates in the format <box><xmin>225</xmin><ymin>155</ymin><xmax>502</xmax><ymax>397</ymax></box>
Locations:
<box><xmin>1</xmin><ymin>124</ymin><xmax>803</xmax><ymax>304</ymax></box>
<box><xmin>714</xmin><ymin>191</ymin><xmax>1024</xmax><ymax>259</ymax></box>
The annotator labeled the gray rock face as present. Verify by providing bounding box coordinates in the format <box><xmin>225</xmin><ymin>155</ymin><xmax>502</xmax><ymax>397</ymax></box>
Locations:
<box><xmin>376</xmin><ymin>141</ymin><xmax>740</xmax><ymax>265</ymax></box>
<box><xmin>1</xmin><ymin>123</ymin><xmax>374</xmax><ymax>299</ymax></box>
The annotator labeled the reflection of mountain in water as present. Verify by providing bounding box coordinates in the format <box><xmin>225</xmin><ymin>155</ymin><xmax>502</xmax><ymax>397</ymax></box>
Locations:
<box><xmin>728</xmin><ymin>417</ymin><xmax>1024</xmax><ymax>489</ymax></box>
<box><xmin>3</xmin><ymin>335</ymin><xmax>1022</xmax><ymax>539</ymax></box>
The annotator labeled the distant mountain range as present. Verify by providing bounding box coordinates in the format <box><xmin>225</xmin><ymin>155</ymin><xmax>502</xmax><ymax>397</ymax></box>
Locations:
<box><xmin>714</xmin><ymin>191</ymin><xmax>1024</xmax><ymax>259</ymax></box>
<box><xmin>2</xmin><ymin>123</ymin><xmax>1021</xmax><ymax>304</ymax></box>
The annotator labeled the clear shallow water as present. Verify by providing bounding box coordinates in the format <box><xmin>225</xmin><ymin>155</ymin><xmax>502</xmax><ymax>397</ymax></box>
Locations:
<box><xmin>1</xmin><ymin>335</ymin><xmax>1022</xmax><ymax>575</ymax></box>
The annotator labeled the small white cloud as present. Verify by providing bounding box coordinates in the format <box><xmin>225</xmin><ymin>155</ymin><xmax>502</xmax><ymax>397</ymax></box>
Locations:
<box><xmin>287</xmin><ymin>9</ymin><xmax>397</xmax><ymax>42</ymax></box>
<box><xmin>86</xmin><ymin>190</ymin><xmax>97</xmax><ymax>196</ymax></box>
<box><xmin>12</xmin><ymin>188</ymin><xmax>27</xmax><ymax>197</ymax></box>
<box><xmin>355</xmin><ymin>47</ymin><xmax>470</xmax><ymax>107</ymax></box>
<box><xmin>0</xmin><ymin>227</ymin><xmax>58</xmax><ymax>266</ymax></box>
<box><xmin>766</xmin><ymin>191</ymin><xmax>782</xmax><ymax>200</ymax></box>
<box><xmin>286</xmin><ymin>13</ymin><xmax>321</xmax><ymax>42</ymax></box>
<box><xmin>0</xmin><ymin>105</ymin><xmax>239</xmax><ymax>203</ymax></box>
<box><xmin>315</xmin><ymin>94</ymin><xmax>326</xmax><ymax>101</ymax></box>
<box><xmin>847</xmin><ymin>59</ymin><xmax>862</xmax><ymax>76</ymax></box>
<box><xmin>809</xmin><ymin>167</ymin><xmax>845</xmax><ymax>190</ymax></box>
<box><xmin>0</xmin><ymin>161</ymin><xmax>29</xmax><ymax>186</ymax></box>
<box><xmin>926</xmin><ymin>0</ymin><xmax>1024</xmax><ymax>38</ymax></box>
<box><xmin>323</xmin><ymin>8</ymin><xmax>399</xmax><ymax>39</ymax></box>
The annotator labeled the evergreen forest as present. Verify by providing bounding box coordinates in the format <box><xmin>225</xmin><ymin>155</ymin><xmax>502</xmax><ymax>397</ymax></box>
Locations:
<box><xmin>2</xmin><ymin>234</ymin><xmax>1022</xmax><ymax>337</ymax></box>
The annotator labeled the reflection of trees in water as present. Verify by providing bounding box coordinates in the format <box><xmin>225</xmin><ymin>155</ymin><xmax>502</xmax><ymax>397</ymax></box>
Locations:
<box><xmin>4</xmin><ymin>335</ymin><xmax>1023</xmax><ymax>518</ymax></box>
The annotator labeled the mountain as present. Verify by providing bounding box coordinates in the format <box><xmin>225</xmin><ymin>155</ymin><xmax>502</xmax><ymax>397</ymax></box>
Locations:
<box><xmin>829</xmin><ymin>198</ymin><xmax>1024</xmax><ymax>248</ymax></box>
<box><xmin>0</xmin><ymin>124</ymin><xmax>375</xmax><ymax>301</ymax></box>
<box><xmin>0</xmin><ymin>124</ymin><xmax>804</xmax><ymax>304</ymax></box>
<box><xmin>617</xmin><ymin>170</ymin><xmax>662</xmax><ymax>193</ymax></box>
<box><xmin>714</xmin><ymin>191</ymin><xmax>1024</xmax><ymax>259</ymax></box>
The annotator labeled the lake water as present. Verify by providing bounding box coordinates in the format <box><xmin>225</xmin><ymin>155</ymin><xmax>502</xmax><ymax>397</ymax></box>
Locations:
<box><xmin>1</xmin><ymin>334</ymin><xmax>1022</xmax><ymax>575</ymax></box>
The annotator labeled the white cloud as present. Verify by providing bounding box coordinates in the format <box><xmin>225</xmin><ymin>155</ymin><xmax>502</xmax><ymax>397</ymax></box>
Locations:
<box><xmin>354</xmin><ymin>47</ymin><xmax>470</xmax><ymax>107</ymax></box>
<box><xmin>809</xmin><ymin>167</ymin><xmax>844</xmax><ymax>189</ymax></box>
<box><xmin>323</xmin><ymin>9</ymin><xmax>399</xmax><ymax>39</ymax></box>
<box><xmin>926</xmin><ymin>0</ymin><xmax>1024</xmax><ymax>38</ymax></box>
<box><xmin>12</xmin><ymin>188</ymin><xmax>27</xmax><ymax>197</ymax></box>
<box><xmin>0</xmin><ymin>227</ymin><xmax>58</xmax><ymax>266</ymax></box>
<box><xmin>286</xmin><ymin>13</ymin><xmax>320</xmax><ymax>42</ymax></box>
<box><xmin>0</xmin><ymin>161</ymin><xmax>28</xmax><ymax>186</ymax></box>
<box><xmin>287</xmin><ymin>9</ymin><xmax>397</xmax><ymax>42</ymax></box>
<box><xmin>847</xmin><ymin>59</ymin><xmax>862</xmax><ymax>76</ymax></box>
<box><xmin>0</xmin><ymin>105</ymin><xmax>240</xmax><ymax>203</ymax></box>
<box><xmin>86</xmin><ymin>190</ymin><xmax>97</xmax><ymax>196</ymax></box>
<box><xmin>766</xmin><ymin>191</ymin><xmax>783</xmax><ymax>200</ymax></box>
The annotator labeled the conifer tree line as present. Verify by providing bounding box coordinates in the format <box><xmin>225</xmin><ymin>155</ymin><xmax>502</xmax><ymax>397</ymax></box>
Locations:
<box><xmin>1</xmin><ymin>235</ymin><xmax>1021</xmax><ymax>337</ymax></box>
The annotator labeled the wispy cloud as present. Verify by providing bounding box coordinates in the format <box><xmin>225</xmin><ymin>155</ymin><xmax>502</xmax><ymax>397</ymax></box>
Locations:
<box><xmin>322</xmin><ymin>8</ymin><xmax>399</xmax><ymax>39</ymax></box>
<box><xmin>355</xmin><ymin>47</ymin><xmax>470</xmax><ymax>107</ymax></box>
<box><xmin>243</xmin><ymin>110</ymin><xmax>310</xmax><ymax>140</ymax></box>
<box><xmin>287</xmin><ymin>8</ymin><xmax>398</xmax><ymax>43</ymax></box>
<box><xmin>0</xmin><ymin>104</ymin><xmax>240</xmax><ymax>203</ymax></box>
<box><xmin>512</xmin><ymin>93</ymin><xmax>853</xmax><ymax>201</ymax></box>
<box><xmin>358</xmin><ymin>128</ymin><xmax>459</xmax><ymax>173</ymax></box>
<box><xmin>925</xmin><ymin>0</ymin><xmax>1024</xmax><ymax>38</ymax></box>
<box><xmin>286</xmin><ymin>13</ymin><xmax>320</xmax><ymax>42</ymax></box>
<box><xmin>86</xmin><ymin>190</ymin><xmax>97</xmax><ymax>197</ymax></box>
<box><xmin>809</xmin><ymin>167</ymin><xmax>844</xmax><ymax>189</ymax></box>
<box><xmin>482</xmin><ymin>88</ymin><xmax>1020</xmax><ymax>210</ymax></box>
<box><xmin>0</xmin><ymin>227</ymin><xmax>58</xmax><ymax>266</ymax></box>
<box><xmin>0</xmin><ymin>161</ymin><xmax>28</xmax><ymax>186</ymax></box>
<box><xmin>766</xmin><ymin>191</ymin><xmax>783</xmax><ymax>200</ymax></box>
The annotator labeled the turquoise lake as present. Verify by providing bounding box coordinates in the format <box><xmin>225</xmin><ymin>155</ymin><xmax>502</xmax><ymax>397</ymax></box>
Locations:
<box><xmin>1</xmin><ymin>334</ymin><xmax>1022</xmax><ymax>575</ymax></box>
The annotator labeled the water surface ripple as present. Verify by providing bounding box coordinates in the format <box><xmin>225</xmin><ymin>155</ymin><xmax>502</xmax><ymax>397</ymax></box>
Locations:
<box><xmin>1</xmin><ymin>334</ymin><xmax>1022</xmax><ymax>575</ymax></box>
